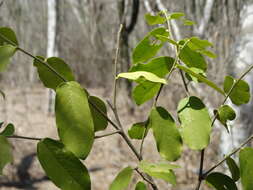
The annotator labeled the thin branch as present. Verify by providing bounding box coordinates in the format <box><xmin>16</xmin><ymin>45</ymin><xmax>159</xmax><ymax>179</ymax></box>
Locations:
<box><xmin>134</xmin><ymin>168</ymin><xmax>158</xmax><ymax>190</ymax></box>
<box><xmin>203</xmin><ymin>134</ymin><xmax>253</xmax><ymax>178</ymax></box>
<box><xmin>95</xmin><ymin>130</ymin><xmax>121</xmax><ymax>139</ymax></box>
<box><xmin>195</xmin><ymin>149</ymin><xmax>205</xmax><ymax>190</ymax></box>
<box><xmin>7</xmin><ymin>135</ymin><xmax>42</xmax><ymax>141</ymax></box>
<box><xmin>139</xmin><ymin>124</ymin><xmax>148</xmax><ymax>157</ymax></box>
<box><xmin>179</xmin><ymin>69</ymin><xmax>190</xmax><ymax>96</ymax></box>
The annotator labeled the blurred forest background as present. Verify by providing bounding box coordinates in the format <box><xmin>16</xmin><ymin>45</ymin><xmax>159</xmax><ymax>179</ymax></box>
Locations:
<box><xmin>0</xmin><ymin>0</ymin><xmax>253</xmax><ymax>189</ymax></box>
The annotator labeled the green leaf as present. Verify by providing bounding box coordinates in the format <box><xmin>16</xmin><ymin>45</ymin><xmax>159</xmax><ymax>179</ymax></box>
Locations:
<box><xmin>132</xmin><ymin>27</ymin><xmax>169</xmax><ymax>64</ymax></box>
<box><xmin>0</xmin><ymin>135</ymin><xmax>13</xmax><ymax>175</ymax></box>
<box><xmin>109</xmin><ymin>166</ymin><xmax>133</xmax><ymax>190</ymax></box>
<box><xmin>133</xmin><ymin>81</ymin><xmax>161</xmax><ymax>105</ymax></box>
<box><xmin>155</xmin><ymin>35</ymin><xmax>178</xmax><ymax>46</ymax></box>
<box><xmin>179</xmin><ymin>41</ymin><xmax>207</xmax><ymax>71</ymax></box>
<box><xmin>205</xmin><ymin>172</ymin><xmax>238</xmax><ymax>190</ymax></box>
<box><xmin>145</xmin><ymin>13</ymin><xmax>166</xmax><ymax>25</ymax></box>
<box><xmin>135</xmin><ymin>181</ymin><xmax>147</xmax><ymax>190</ymax></box>
<box><xmin>183</xmin><ymin>19</ymin><xmax>196</xmax><ymax>26</ymax></box>
<box><xmin>0</xmin><ymin>27</ymin><xmax>19</xmax><ymax>46</ymax></box>
<box><xmin>239</xmin><ymin>147</ymin><xmax>253</xmax><ymax>190</ymax></box>
<box><xmin>34</xmin><ymin>56</ymin><xmax>75</xmax><ymax>90</ymax></box>
<box><xmin>215</xmin><ymin>105</ymin><xmax>236</xmax><ymax>131</ymax></box>
<box><xmin>117</xmin><ymin>71</ymin><xmax>167</xmax><ymax>84</ymax></box>
<box><xmin>89</xmin><ymin>96</ymin><xmax>108</xmax><ymax>132</ymax></box>
<box><xmin>226</xmin><ymin>157</ymin><xmax>240</xmax><ymax>182</ymax></box>
<box><xmin>138</xmin><ymin>160</ymin><xmax>179</xmax><ymax>185</ymax></box>
<box><xmin>55</xmin><ymin>81</ymin><xmax>94</xmax><ymax>159</ymax></box>
<box><xmin>177</xmin><ymin>96</ymin><xmax>212</xmax><ymax>150</ymax></box>
<box><xmin>37</xmin><ymin>138</ymin><xmax>91</xmax><ymax>190</ymax></box>
<box><xmin>0</xmin><ymin>45</ymin><xmax>17</xmax><ymax>71</ymax></box>
<box><xmin>128</xmin><ymin>122</ymin><xmax>148</xmax><ymax>140</ymax></box>
<box><xmin>177</xmin><ymin>65</ymin><xmax>225</xmax><ymax>95</ymax></box>
<box><xmin>184</xmin><ymin>67</ymin><xmax>206</xmax><ymax>83</ymax></box>
<box><xmin>169</xmin><ymin>12</ymin><xmax>185</xmax><ymax>19</ymax></box>
<box><xmin>130</xmin><ymin>56</ymin><xmax>174</xmax><ymax>105</ymax></box>
<box><xmin>188</xmin><ymin>37</ymin><xmax>213</xmax><ymax>50</ymax></box>
<box><xmin>0</xmin><ymin>123</ymin><xmax>15</xmax><ymax>136</ymax></box>
<box><xmin>149</xmin><ymin>107</ymin><xmax>182</xmax><ymax>161</ymax></box>
<box><xmin>223</xmin><ymin>76</ymin><xmax>250</xmax><ymax>105</ymax></box>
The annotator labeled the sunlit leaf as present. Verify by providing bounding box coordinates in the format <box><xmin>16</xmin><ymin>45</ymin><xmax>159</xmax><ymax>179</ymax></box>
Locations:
<box><xmin>128</xmin><ymin>122</ymin><xmax>148</xmax><ymax>140</ymax></box>
<box><xmin>145</xmin><ymin>13</ymin><xmax>166</xmax><ymax>25</ymax></box>
<box><xmin>135</xmin><ymin>181</ymin><xmax>147</xmax><ymax>190</ymax></box>
<box><xmin>132</xmin><ymin>27</ymin><xmax>169</xmax><ymax>64</ymax></box>
<box><xmin>239</xmin><ymin>147</ymin><xmax>253</xmax><ymax>190</ymax></box>
<box><xmin>0</xmin><ymin>123</ymin><xmax>15</xmax><ymax>136</ymax></box>
<box><xmin>183</xmin><ymin>19</ymin><xmax>196</xmax><ymax>26</ymax></box>
<box><xmin>0</xmin><ymin>45</ymin><xmax>17</xmax><ymax>71</ymax></box>
<box><xmin>226</xmin><ymin>157</ymin><xmax>240</xmax><ymax>182</ymax></box>
<box><xmin>215</xmin><ymin>105</ymin><xmax>236</xmax><ymax>131</ymax></box>
<box><xmin>117</xmin><ymin>71</ymin><xmax>167</xmax><ymax>84</ymax></box>
<box><xmin>55</xmin><ymin>81</ymin><xmax>94</xmax><ymax>159</ymax></box>
<box><xmin>169</xmin><ymin>12</ymin><xmax>185</xmax><ymax>19</ymax></box>
<box><xmin>109</xmin><ymin>166</ymin><xmax>133</xmax><ymax>190</ymax></box>
<box><xmin>205</xmin><ymin>172</ymin><xmax>238</xmax><ymax>190</ymax></box>
<box><xmin>34</xmin><ymin>56</ymin><xmax>75</xmax><ymax>90</ymax></box>
<box><xmin>223</xmin><ymin>76</ymin><xmax>250</xmax><ymax>105</ymax></box>
<box><xmin>177</xmin><ymin>65</ymin><xmax>225</xmax><ymax>95</ymax></box>
<box><xmin>0</xmin><ymin>27</ymin><xmax>19</xmax><ymax>46</ymax></box>
<box><xmin>37</xmin><ymin>138</ymin><xmax>91</xmax><ymax>190</ymax></box>
<box><xmin>138</xmin><ymin>160</ymin><xmax>179</xmax><ymax>185</ymax></box>
<box><xmin>149</xmin><ymin>107</ymin><xmax>182</xmax><ymax>161</ymax></box>
<box><xmin>177</xmin><ymin>96</ymin><xmax>212</xmax><ymax>150</ymax></box>
<box><xmin>89</xmin><ymin>96</ymin><xmax>108</xmax><ymax>132</ymax></box>
<box><xmin>0</xmin><ymin>135</ymin><xmax>13</xmax><ymax>175</ymax></box>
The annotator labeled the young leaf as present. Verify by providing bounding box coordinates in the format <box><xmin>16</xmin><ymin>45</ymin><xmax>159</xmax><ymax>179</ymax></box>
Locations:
<box><xmin>117</xmin><ymin>71</ymin><xmax>167</xmax><ymax>84</ymax></box>
<box><xmin>0</xmin><ymin>136</ymin><xmax>12</xmax><ymax>175</ymax></box>
<box><xmin>215</xmin><ymin>105</ymin><xmax>236</xmax><ymax>131</ymax></box>
<box><xmin>0</xmin><ymin>27</ymin><xmax>19</xmax><ymax>46</ymax></box>
<box><xmin>223</xmin><ymin>75</ymin><xmax>250</xmax><ymax>105</ymax></box>
<box><xmin>145</xmin><ymin>13</ymin><xmax>166</xmax><ymax>25</ymax></box>
<box><xmin>183</xmin><ymin>19</ymin><xmax>196</xmax><ymax>26</ymax></box>
<box><xmin>130</xmin><ymin>56</ymin><xmax>174</xmax><ymax>105</ymax></box>
<box><xmin>149</xmin><ymin>107</ymin><xmax>182</xmax><ymax>161</ymax></box>
<box><xmin>177</xmin><ymin>96</ymin><xmax>212</xmax><ymax>150</ymax></box>
<box><xmin>55</xmin><ymin>81</ymin><xmax>94</xmax><ymax>159</ymax></box>
<box><xmin>177</xmin><ymin>65</ymin><xmax>225</xmax><ymax>95</ymax></box>
<box><xmin>132</xmin><ymin>27</ymin><xmax>169</xmax><ymax>64</ymax></box>
<box><xmin>138</xmin><ymin>160</ymin><xmax>180</xmax><ymax>186</ymax></box>
<box><xmin>37</xmin><ymin>138</ymin><xmax>91</xmax><ymax>190</ymax></box>
<box><xmin>0</xmin><ymin>45</ymin><xmax>17</xmax><ymax>71</ymax></box>
<box><xmin>89</xmin><ymin>96</ymin><xmax>108</xmax><ymax>132</ymax></box>
<box><xmin>109</xmin><ymin>166</ymin><xmax>133</xmax><ymax>190</ymax></box>
<box><xmin>169</xmin><ymin>12</ymin><xmax>185</xmax><ymax>19</ymax></box>
<box><xmin>239</xmin><ymin>147</ymin><xmax>253</xmax><ymax>190</ymax></box>
<box><xmin>0</xmin><ymin>123</ymin><xmax>15</xmax><ymax>136</ymax></box>
<box><xmin>205</xmin><ymin>172</ymin><xmax>238</xmax><ymax>190</ymax></box>
<box><xmin>135</xmin><ymin>181</ymin><xmax>147</xmax><ymax>190</ymax></box>
<box><xmin>132</xmin><ymin>81</ymin><xmax>161</xmax><ymax>105</ymax></box>
<box><xmin>188</xmin><ymin>37</ymin><xmax>213</xmax><ymax>50</ymax></box>
<box><xmin>226</xmin><ymin>157</ymin><xmax>240</xmax><ymax>182</ymax></box>
<box><xmin>128</xmin><ymin>122</ymin><xmax>148</xmax><ymax>140</ymax></box>
<box><xmin>34</xmin><ymin>56</ymin><xmax>75</xmax><ymax>90</ymax></box>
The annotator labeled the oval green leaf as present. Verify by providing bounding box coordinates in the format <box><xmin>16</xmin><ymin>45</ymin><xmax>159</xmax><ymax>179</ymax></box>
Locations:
<box><xmin>223</xmin><ymin>75</ymin><xmax>250</xmax><ymax>105</ymax></box>
<box><xmin>89</xmin><ymin>96</ymin><xmax>108</xmax><ymax>132</ymax></box>
<box><xmin>216</xmin><ymin>105</ymin><xmax>236</xmax><ymax>131</ymax></box>
<box><xmin>0</xmin><ymin>27</ymin><xmax>19</xmax><ymax>46</ymax></box>
<box><xmin>149</xmin><ymin>107</ymin><xmax>182</xmax><ymax>161</ymax></box>
<box><xmin>117</xmin><ymin>71</ymin><xmax>167</xmax><ymax>84</ymax></box>
<box><xmin>0</xmin><ymin>45</ymin><xmax>17</xmax><ymax>72</ymax></box>
<box><xmin>135</xmin><ymin>181</ymin><xmax>147</xmax><ymax>190</ymax></box>
<box><xmin>177</xmin><ymin>96</ymin><xmax>212</xmax><ymax>150</ymax></box>
<box><xmin>132</xmin><ymin>27</ymin><xmax>169</xmax><ymax>64</ymax></box>
<box><xmin>34</xmin><ymin>56</ymin><xmax>75</xmax><ymax>90</ymax></box>
<box><xmin>0</xmin><ymin>135</ymin><xmax>13</xmax><ymax>175</ymax></box>
<box><xmin>145</xmin><ymin>13</ymin><xmax>166</xmax><ymax>25</ymax></box>
<box><xmin>239</xmin><ymin>147</ymin><xmax>253</xmax><ymax>190</ymax></box>
<box><xmin>138</xmin><ymin>160</ymin><xmax>179</xmax><ymax>186</ymax></box>
<box><xmin>128</xmin><ymin>122</ymin><xmax>148</xmax><ymax>140</ymax></box>
<box><xmin>206</xmin><ymin>172</ymin><xmax>237</xmax><ymax>190</ymax></box>
<box><xmin>0</xmin><ymin>123</ymin><xmax>15</xmax><ymax>136</ymax></box>
<box><xmin>226</xmin><ymin>157</ymin><xmax>240</xmax><ymax>182</ymax></box>
<box><xmin>109</xmin><ymin>166</ymin><xmax>133</xmax><ymax>190</ymax></box>
<box><xmin>55</xmin><ymin>81</ymin><xmax>94</xmax><ymax>159</ymax></box>
<box><xmin>37</xmin><ymin>138</ymin><xmax>91</xmax><ymax>190</ymax></box>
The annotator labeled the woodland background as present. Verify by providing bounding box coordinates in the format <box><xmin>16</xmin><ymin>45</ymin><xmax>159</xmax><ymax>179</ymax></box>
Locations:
<box><xmin>0</xmin><ymin>0</ymin><xmax>253</xmax><ymax>189</ymax></box>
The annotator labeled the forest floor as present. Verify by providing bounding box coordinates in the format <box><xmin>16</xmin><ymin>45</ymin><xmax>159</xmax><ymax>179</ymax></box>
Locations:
<box><xmin>0</xmin><ymin>85</ymin><xmax>223</xmax><ymax>190</ymax></box>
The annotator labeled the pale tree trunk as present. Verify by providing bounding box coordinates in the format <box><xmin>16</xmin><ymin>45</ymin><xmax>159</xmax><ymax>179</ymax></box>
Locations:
<box><xmin>47</xmin><ymin>0</ymin><xmax>58</xmax><ymax>114</ymax></box>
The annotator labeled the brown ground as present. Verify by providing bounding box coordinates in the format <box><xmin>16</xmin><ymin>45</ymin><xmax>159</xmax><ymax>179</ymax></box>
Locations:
<box><xmin>0</xmin><ymin>85</ymin><xmax>224</xmax><ymax>190</ymax></box>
